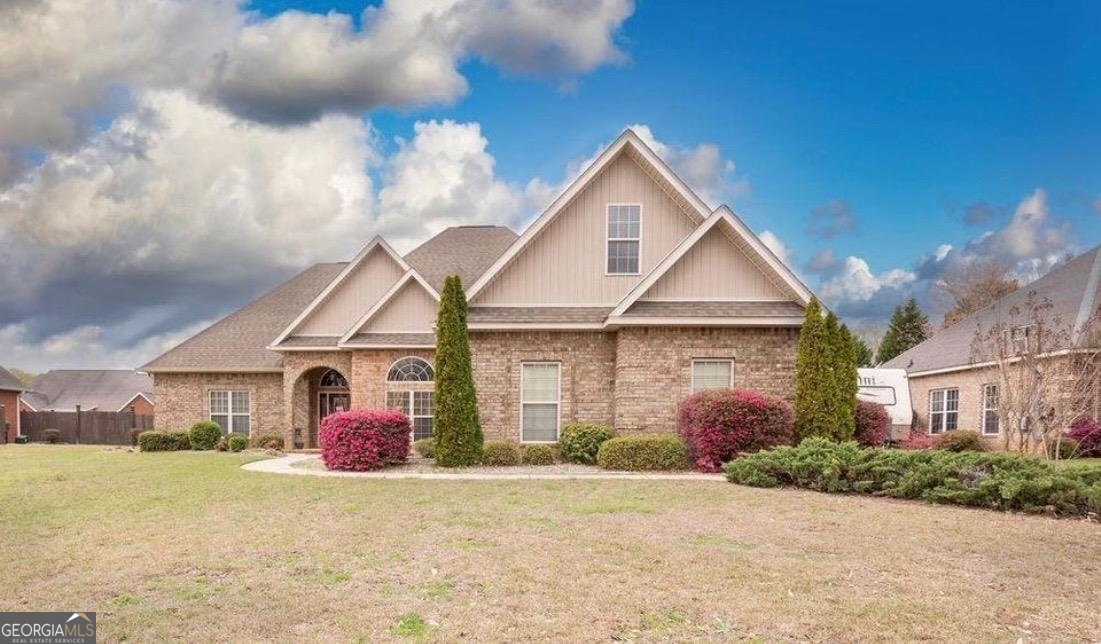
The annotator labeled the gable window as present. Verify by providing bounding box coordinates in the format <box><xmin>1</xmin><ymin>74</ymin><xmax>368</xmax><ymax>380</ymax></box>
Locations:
<box><xmin>387</xmin><ymin>357</ymin><xmax>434</xmax><ymax>382</ymax></box>
<box><xmin>981</xmin><ymin>384</ymin><xmax>999</xmax><ymax>435</ymax></box>
<box><xmin>607</xmin><ymin>204</ymin><xmax>641</xmax><ymax>274</ymax></box>
<box><xmin>210</xmin><ymin>390</ymin><xmax>250</xmax><ymax>435</ymax></box>
<box><xmin>521</xmin><ymin>362</ymin><xmax>560</xmax><ymax>442</ymax></box>
<box><xmin>928</xmin><ymin>388</ymin><xmax>958</xmax><ymax>434</ymax></box>
<box><xmin>1004</xmin><ymin>324</ymin><xmax>1035</xmax><ymax>355</ymax></box>
<box><xmin>691</xmin><ymin>359</ymin><xmax>734</xmax><ymax>393</ymax></box>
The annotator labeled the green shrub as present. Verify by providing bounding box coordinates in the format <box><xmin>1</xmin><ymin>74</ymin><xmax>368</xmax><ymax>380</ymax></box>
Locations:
<box><xmin>188</xmin><ymin>420</ymin><xmax>223</xmax><ymax>450</ymax></box>
<box><xmin>558</xmin><ymin>423</ymin><xmax>615</xmax><ymax>464</ymax></box>
<box><xmin>216</xmin><ymin>436</ymin><xmax>229</xmax><ymax>452</ymax></box>
<box><xmin>251</xmin><ymin>433</ymin><xmax>284</xmax><ymax>450</ymax></box>
<box><xmin>130</xmin><ymin>428</ymin><xmax>144</xmax><ymax>447</ymax></box>
<box><xmin>723</xmin><ymin>437</ymin><xmax>1101</xmax><ymax>516</ymax></box>
<box><xmin>1048</xmin><ymin>437</ymin><xmax>1079</xmax><ymax>460</ymax></box>
<box><xmin>597</xmin><ymin>434</ymin><xmax>690</xmax><ymax>471</ymax></box>
<box><xmin>43</xmin><ymin>429</ymin><xmax>61</xmax><ymax>444</ymax></box>
<box><xmin>139</xmin><ymin>430</ymin><xmax>191</xmax><ymax>452</ymax></box>
<box><xmin>228</xmin><ymin>434</ymin><xmax>248</xmax><ymax>452</ymax></box>
<box><xmin>934</xmin><ymin>430</ymin><xmax>987</xmax><ymax>452</ymax></box>
<box><xmin>412</xmin><ymin>438</ymin><xmax>435</xmax><ymax>459</ymax></box>
<box><xmin>481</xmin><ymin>441</ymin><xmax>521</xmax><ymax>466</ymax></box>
<box><xmin>522</xmin><ymin>444</ymin><xmax>556</xmax><ymax>465</ymax></box>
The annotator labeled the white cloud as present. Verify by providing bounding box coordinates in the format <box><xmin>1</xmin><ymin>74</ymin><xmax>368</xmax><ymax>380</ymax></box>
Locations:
<box><xmin>818</xmin><ymin>256</ymin><xmax>916</xmax><ymax>304</ymax></box>
<box><xmin>627</xmin><ymin>124</ymin><xmax>749</xmax><ymax>207</ymax></box>
<box><xmin>758</xmin><ymin>230</ymin><xmax>791</xmax><ymax>266</ymax></box>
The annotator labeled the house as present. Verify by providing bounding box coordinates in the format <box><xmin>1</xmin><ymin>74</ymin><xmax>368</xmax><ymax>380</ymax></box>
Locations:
<box><xmin>0</xmin><ymin>366</ymin><xmax>26</xmax><ymax>443</ymax></box>
<box><xmin>143</xmin><ymin>129</ymin><xmax>814</xmax><ymax>448</ymax></box>
<box><xmin>884</xmin><ymin>246</ymin><xmax>1101</xmax><ymax>442</ymax></box>
<box><xmin>21</xmin><ymin>370</ymin><xmax>155</xmax><ymax>415</ymax></box>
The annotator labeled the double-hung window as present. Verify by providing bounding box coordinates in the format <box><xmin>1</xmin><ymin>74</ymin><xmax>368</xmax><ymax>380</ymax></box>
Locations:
<box><xmin>981</xmin><ymin>384</ymin><xmax>999</xmax><ymax>435</ymax></box>
<box><xmin>386</xmin><ymin>391</ymin><xmax>435</xmax><ymax>441</ymax></box>
<box><xmin>691</xmin><ymin>359</ymin><xmax>734</xmax><ymax>393</ymax></box>
<box><xmin>210</xmin><ymin>390</ymin><xmax>250</xmax><ymax>435</ymax></box>
<box><xmin>607</xmin><ymin>204</ymin><xmax>641</xmax><ymax>274</ymax></box>
<box><xmin>928</xmin><ymin>388</ymin><xmax>958</xmax><ymax>434</ymax></box>
<box><xmin>521</xmin><ymin>362</ymin><xmax>560</xmax><ymax>442</ymax></box>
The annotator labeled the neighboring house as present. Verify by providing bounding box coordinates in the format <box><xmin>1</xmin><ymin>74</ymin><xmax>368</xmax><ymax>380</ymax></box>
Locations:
<box><xmin>884</xmin><ymin>246</ymin><xmax>1101</xmax><ymax>440</ymax></box>
<box><xmin>143</xmin><ymin>129</ymin><xmax>813</xmax><ymax>448</ymax></box>
<box><xmin>0</xmin><ymin>366</ymin><xmax>26</xmax><ymax>443</ymax></box>
<box><xmin>21</xmin><ymin>370</ymin><xmax>155</xmax><ymax>415</ymax></box>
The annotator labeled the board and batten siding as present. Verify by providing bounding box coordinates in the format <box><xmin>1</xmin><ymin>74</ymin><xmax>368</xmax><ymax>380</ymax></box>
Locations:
<box><xmin>641</xmin><ymin>227</ymin><xmax>788</xmax><ymax>300</ymax></box>
<box><xmin>362</xmin><ymin>281</ymin><xmax>438</xmax><ymax>333</ymax></box>
<box><xmin>297</xmin><ymin>247</ymin><xmax>405</xmax><ymax>335</ymax></box>
<box><xmin>474</xmin><ymin>153</ymin><xmax>698</xmax><ymax>305</ymax></box>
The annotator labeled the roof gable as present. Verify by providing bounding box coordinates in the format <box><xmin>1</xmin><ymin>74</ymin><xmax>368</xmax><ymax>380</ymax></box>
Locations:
<box><xmin>467</xmin><ymin>129</ymin><xmax>712</xmax><ymax>304</ymax></box>
<box><xmin>0</xmin><ymin>366</ymin><xmax>24</xmax><ymax>392</ymax></box>
<box><xmin>404</xmin><ymin>226</ymin><xmax>517</xmax><ymax>292</ymax></box>
<box><xmin>339</xmin><ymin>271</ymin><xmax>439</xmax><ymax>343</ymax></box>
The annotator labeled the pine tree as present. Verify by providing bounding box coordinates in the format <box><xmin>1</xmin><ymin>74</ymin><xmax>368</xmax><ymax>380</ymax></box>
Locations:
<box><xmin>796</xmin><ymin>300</ymin><xmax>860</xmax><ymax>442</ymax></box>
<box><xmin>794</xmin><ymin>298</ymin><xmax>827</xmax><ymax>441</ymax></box>
<box><xmin>433</xmin><ymin>276</ymin><xmax>483</xmax><ymax>466</ymax></box>
<box><xmin>853</xmin><ymin>337</ymin><xmax>875</xmax><ymax>367</ymax></box>
<box><xmin>875</xmin><ymin>298</ymin><xmax>931</xmax><ymax>364</ymax></box>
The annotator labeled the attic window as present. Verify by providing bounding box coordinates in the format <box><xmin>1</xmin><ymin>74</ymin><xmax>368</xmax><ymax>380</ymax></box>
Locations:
<box><xmin>607</xmin><ymin>204</ymin><xmax>641</xmax><ymax>274</ymax></box>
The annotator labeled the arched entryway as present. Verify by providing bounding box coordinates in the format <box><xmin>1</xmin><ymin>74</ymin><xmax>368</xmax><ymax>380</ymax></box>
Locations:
<box><xmin>384</xmin><ymin>357</ymin><xmax>435</xmax><ymax>441</ymax></box>
<box><xmin>291</xmin><ymin>366</ymin><xmax>350</xmax><ymax>449</ymax></box>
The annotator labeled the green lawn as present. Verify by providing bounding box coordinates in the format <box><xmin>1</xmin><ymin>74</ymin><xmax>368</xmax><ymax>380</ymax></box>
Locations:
<box><xmin>2</xmin><ymin>445</ymin><xmax>1099</xmax><ymax>642</ymax></box>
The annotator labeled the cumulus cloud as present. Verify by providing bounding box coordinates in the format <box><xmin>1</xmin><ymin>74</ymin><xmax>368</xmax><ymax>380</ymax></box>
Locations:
<box><xmin>807</xmin><ymin>198</ymin><xmax>856</xmax><ymax>238</ymax></box>
<box><xmin>627</xmin><ymin>124</ymin><xmax>749</xmax><ymax>207</ymax></box>
<box><xmin>819</xmin><ymin>257</ymin><xmax>916</xmax><ymax>307</ymax></box>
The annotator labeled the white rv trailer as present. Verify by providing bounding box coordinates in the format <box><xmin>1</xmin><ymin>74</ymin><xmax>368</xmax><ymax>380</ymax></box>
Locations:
<box><xmin>856</xmin><ymin>368</ymin><xmax>913</xmax><ymax>441</ymax></box>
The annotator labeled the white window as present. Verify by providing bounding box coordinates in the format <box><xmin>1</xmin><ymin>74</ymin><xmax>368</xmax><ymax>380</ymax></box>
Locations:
<box><xmin>521</xmin><ymin>362</ymin><xmax>560</xmax><ymax>442</ymax></box>
<box><xmin>606</xmin><ymin>204</ymin><xmax>641</xmax><ymax>274</ymax></box>
<box><xmin>1004</xmin><ymin>324</ymin><xmax>1035</xmax><ymax>354</ymax></box>
<box><xmin>691</xmin><ymin>359</ymin><xmax>734</xmax><ymax>392</ymax></box>
<box><xmin>386</xmin><ymin>390</ymin><xmax>434</xmax><ymax>441</ymax></box>
<box><xmin>981</xmin><ymin>384</ymin><xmax>999</xmax><ymax>435</ymax></box>
<box><xmin>210</xmin><ymin>390</ymin><xmax>250</xmax><ymax>435</ymax></box>
<box><xmin>928</xmin><ymin>388</ymin><xmax>959</xmax><ymax>434</ymax></box>
<box><xmin>387</xmin><ymin>357</ymin><xmax>434</xmax><ymax>382</ymax></box>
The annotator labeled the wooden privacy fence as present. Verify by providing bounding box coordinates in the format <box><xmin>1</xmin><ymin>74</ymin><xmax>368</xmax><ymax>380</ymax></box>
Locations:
<box><xmin>20</xmin><ymin>410</ymin><xmax>155</xmax><ymax>445</ymax></box>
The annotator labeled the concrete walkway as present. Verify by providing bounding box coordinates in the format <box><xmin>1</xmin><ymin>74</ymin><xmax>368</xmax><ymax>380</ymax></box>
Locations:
<box><xmin>243</xmin><ymin>453</ymin><xmax>725</xmax><ymax>481</ymax></box>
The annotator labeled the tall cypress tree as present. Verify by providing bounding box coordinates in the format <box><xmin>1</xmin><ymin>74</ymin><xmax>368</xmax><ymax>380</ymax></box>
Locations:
<box><xmin>794</xmin><ymin>298</ymin><xmax>827</xmax><ymax>441</ymax></box>
<box><xmin>875</xmin><ymin>298</ymin><xmax>932</xmax><ymax>364</ymax></box>
<box><xmin>433</xmin><ymin>276</ymin><xmax>483</xmax><ymax>466</ymax></box>
<box><xmin>835</xmin><ymin>323</ymin><xmax>859</xmax><ymax>441</ymax></box>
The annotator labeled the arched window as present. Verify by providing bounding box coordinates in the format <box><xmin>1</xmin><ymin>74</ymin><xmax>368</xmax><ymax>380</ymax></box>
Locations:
<box><xmin>387</xmin><ymin>357</ymin><xmax>434</xmax><ymax>382</ymax></box>
<box><xmin>319</xmin><ymin>369</ymin><xmax>348</xmax><ymax>389</ymax></box>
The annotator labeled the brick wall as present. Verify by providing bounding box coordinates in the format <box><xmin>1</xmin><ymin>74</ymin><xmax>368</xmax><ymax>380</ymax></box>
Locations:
<box><xmin>1</xmin><ymin>390</ymin><xmax>19</xmax><ymax>443</ymax></box>
<box><xmin>152</xmin><ymin>372</ymin><xmax>283</xmax><ymax>436</ymax></box>
<box><xmin>614</xmin><ymin>326</ymin><xmax>799</xmax><ymax>432</ymax></box>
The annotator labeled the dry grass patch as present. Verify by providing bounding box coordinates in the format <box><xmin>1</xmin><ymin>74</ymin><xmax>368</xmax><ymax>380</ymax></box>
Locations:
<box><xmin>1</xmin><ymin>445</ymin><xmax>1099</xmax><ymax>642</ymax></box>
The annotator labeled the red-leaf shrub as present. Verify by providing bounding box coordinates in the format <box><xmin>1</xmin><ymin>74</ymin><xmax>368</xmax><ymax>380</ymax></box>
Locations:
<box><xmin>898</xmin><ymin>428</ymin><xmax>938</xmax><ymax>450</ymax></box>
<box><xmin>320</xmin><ymin>409</ymin><xmax>411</xmax><ymax>471</ymax></box>
<box><xmin>677</xmin><ymin>389</ymin><xmax>795</xmax><ymax>472</ymax></box>
<box><xmin>1068</xmin><ymin>418</ymin><xmax>1101</xmax><ymax>457</ymax></box>
<box><xmin>854</xmin><ymin>400</ymin><xmax>890</xmax><ymax>447</ymax></box>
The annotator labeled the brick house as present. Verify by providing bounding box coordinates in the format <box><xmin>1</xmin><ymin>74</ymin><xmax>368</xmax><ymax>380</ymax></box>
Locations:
<box><xmin>884</xmin><ymin>246</ymin><xmax>1101</xmax><ymax>444</ymax></box>
<box><xmin>143</xmin><ymin>130</ymin><xmax>813</xmax><ymax>448</ymax></box>
<box><xmin>20</xmin><ymin>370</ymin><xmax>154</xmax><ymax>416</ymax></box>
<box><xmin>0</xmin><ymin>366</ymin><xmax>25</xmax><ymax>443</ymax></box>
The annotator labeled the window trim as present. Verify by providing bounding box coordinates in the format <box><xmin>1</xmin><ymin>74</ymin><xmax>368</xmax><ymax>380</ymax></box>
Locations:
<box><xmin>209</xmin><ymin>389</ymin><xmax>252</xmax><ymax>436</ymax></box>
<box><xmin>981</xmin><ymin>383</ymin><xmax>999</xmax><ymax>436</ymax></box>
<box><xmin>386</xmin><ymin>356</ymin><xmax>435</xmax><ymax>383</ymax></box>
<box><xmin>519</xmin><ymin>361</ymin><xmax>561</xmax><ymax>443</ymax></box>
<box><xmin>690</xmin><ymin>359</ymin><xmax>734</xmax><ymax>393</ymax></box>
<box><xmin>387</xmin><ymin>390</ymin><xmax>434</xmax><ymax>442</ymax></box>
<box><xmin>927</xmin><ymin>387</ymin><xmax>959</xmax><ymax>435</ymax></box>
<box><xmin>604</xmin><ymin>203</ymin><xmax>643</xmax><ymax>276</ymax></box>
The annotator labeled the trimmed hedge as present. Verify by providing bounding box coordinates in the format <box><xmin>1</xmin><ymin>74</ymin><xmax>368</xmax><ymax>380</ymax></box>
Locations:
<box><xmin>138</xmin><ymin>430</ymin><xmax>191</xmax><ymax>452</ymax></box>
<box><xmin>188</xmin><ymin>420</ymin><xmax>223</xmax><ymax>450</ymax></box>
<box><xmin>854</xmin><ymin>400</ymin><xmax>890</xmax><ymax>447</ymax></box>
<box><xmin>482</xmin><ymin>441</ymin><xmax>521</xmax><ymax>466</ymax></box>
<box><xmin>558</xmin><ymin>423</ymin><xmax>615</xmax><ymax>464</ymax></box>
<box><xmin>1069</xmin><ymin>418</ymin><xmax>1101</xmax><ymax>457</ymax></box>
<box><xmin>251</xmin><ymin>433</ymin><xmax>285</xmax><ymax>450</ymax></box>
<box><xmin>228</xmin><ymin>434</ymin><xmax>248</xmax><ymax>452</ymax></box>
<box><xmin>597</xmin><ymin>434</ymin><xmax>690</xmax><ymax>472</ymax></box>
<box><xmin>412</xmin><ymin>438</ymin><xmax>435</xmax><ymax>459</ymax></box>
<box><xmin>522</xmin><ymin>444</ymin><xmax>556</xmax><ymax>466</ymax></box>
<box><xmin>320</xmin><ymin>409</ymin><xmax>411</xmax><ymax>471</ymax></box>
<box><xmin>934</xmin><ymin>430</ymin><xmax>987</xmax><ymax>452</ymax></box>
<box><xmin>677</xmin><ymin>389</ymin><xmax>794</xmax><ymax>472</ymax></box>
<box><xmin>724</xmin><ymin>438</ymin><xmax>1101</xmax><ymax>516</ymax></box>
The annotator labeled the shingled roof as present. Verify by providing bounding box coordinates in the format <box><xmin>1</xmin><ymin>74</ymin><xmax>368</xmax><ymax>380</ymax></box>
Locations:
<box><xmin>23</xmin><ymin>370</ymin><xmax>153</xmax><ymax>412</ymax></box>
<box><xmin>142</xmin><ymin>263</ymin><xmax>345</xmax><ymax>372</ymax></box>
<box><xmin>0</xmin><ymin>366</ymin><xmax>25</xmax><ymax>392</ymax></box>
<box><xmin>884</xmin><ymin>246</ymin><xmax>1101</xmax><ymax>374</ymax></box>
<box><xmin>404</xmin><ymin>225</ymin><xmax>517</xmax><ymax>292</ymax></box>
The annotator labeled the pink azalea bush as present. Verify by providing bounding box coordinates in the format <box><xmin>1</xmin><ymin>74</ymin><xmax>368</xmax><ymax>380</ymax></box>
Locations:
<box><xmin>1068</xmin><ymin>417</ymin><xmax>1101</xmax><ymax>457</ymax></box>
<box><xmin>854</xmin><ymin>400</ymin><xmax>890</xmax><ymax>447</ymax></box>
<box><xmin>320</xmin><ymin>409</ymin><xmax>411</xmax><ymax>471</ymax></box>
<box><xmin>677</xmin><ymin>389</ymin><xmax>794</xmax><ymax>472</ymax></box>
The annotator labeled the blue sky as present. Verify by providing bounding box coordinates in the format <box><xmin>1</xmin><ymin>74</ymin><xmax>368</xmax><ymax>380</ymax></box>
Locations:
<box><xmin>0</xmin><ymin>0</ymin><xmax>1098</xmax><ymax>370</ymax></box>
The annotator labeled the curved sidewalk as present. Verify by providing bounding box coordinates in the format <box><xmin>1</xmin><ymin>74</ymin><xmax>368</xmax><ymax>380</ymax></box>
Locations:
<box><xmin>243</xmin><ymin>453</ymin><xmax>724</xmax><ymax>481</ymax></box>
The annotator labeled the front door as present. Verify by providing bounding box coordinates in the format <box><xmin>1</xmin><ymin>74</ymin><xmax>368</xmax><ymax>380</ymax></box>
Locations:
<box><xmin>318</xmin><ymin>392</ymin><xmax>350</xmax><ymax>427</ymax></box>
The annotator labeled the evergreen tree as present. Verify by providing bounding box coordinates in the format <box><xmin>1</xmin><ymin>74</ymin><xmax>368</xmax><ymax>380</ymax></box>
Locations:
<box><xmin>853</xmin><ymin>337</ymin><xmax>875</xmax><ymax>367</ymax></box>
<box><xmin>875</xmin><ymin>298</ymin><xmax>931</xmax><ymax>364</ymax></box>
<box><xmin>796</xmin><ymin>300</ymin><xmax>860</xmax><ymax>442</ymax></box>
<box><xmin>835</xmin><ymin>324</ymin><xmax>859</xmax><ymax>441</ymax></box>
<box><xmin>433</xmin><ymin>276</ymin><xmax>483</xmax><ymax>466</ymax></box>
<box><xmin>794</xmin><ymin>299</ymin><xmax>828</xmax><ymax>441</ymax></box>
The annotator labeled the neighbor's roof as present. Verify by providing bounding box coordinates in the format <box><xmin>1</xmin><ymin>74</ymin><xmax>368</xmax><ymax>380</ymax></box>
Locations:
<box><xmin>403</xmin><ymin>225</ymin><xmax>517</xmax><ymax>292</ymax></box>
<box><xmin>141</xmin><ymin>263</ymin><xmax>345</xmax><ymax>372</ymax></box>
<box><xmin>884</xmin><ymin>245</ymin><xmax>1101</xmax><ymax>375</ymax></box>
<box><xmin>0</xmin><ymin>366</ymin><xmax>25</xmax><ymax>392</ymax></box>
<box><xmin>24</xmin><ymin>370</ymin><xmax>153</xmax><ymax>412</ymax></box>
